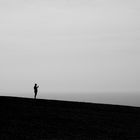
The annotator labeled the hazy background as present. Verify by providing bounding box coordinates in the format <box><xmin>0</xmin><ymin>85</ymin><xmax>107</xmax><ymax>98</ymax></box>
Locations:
<box><xmin>0</xmin><ymin>0</ymin><xmax>140</xmax><ymax>106</ymax></box>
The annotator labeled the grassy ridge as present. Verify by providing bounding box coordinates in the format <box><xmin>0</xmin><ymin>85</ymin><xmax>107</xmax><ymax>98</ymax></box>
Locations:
<box><xmin>0</xmin><ymin>96</ymin><xmax>140</xmax><ymax>139</ymax></box>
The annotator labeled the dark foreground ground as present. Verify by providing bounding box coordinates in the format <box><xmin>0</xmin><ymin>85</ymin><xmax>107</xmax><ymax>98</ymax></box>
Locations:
<box><xmin>0</xmin><ymin>96</ymin><xmax>140</xmax><ymax>139</ymax></box>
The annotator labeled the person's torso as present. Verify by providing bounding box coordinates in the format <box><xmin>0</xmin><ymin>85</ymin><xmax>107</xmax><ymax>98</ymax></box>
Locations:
<box><xmin>34</xmin><ymin>86</ymin><xmax>37</xmax><ymax>90</ymax></box>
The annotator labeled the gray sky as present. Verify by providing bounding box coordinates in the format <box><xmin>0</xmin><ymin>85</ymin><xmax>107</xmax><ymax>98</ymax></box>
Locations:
<box><xmin>0</xmin><ymin>0</ymin><xmax>140</xmax><ymax>106</ymax></box>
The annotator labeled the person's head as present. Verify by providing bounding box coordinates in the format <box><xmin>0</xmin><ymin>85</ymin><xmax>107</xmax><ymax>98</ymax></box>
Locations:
<box><xmin>35</xmin><ymin>83</ymin><xmax>37</xmax><ymax>86</ymax></box>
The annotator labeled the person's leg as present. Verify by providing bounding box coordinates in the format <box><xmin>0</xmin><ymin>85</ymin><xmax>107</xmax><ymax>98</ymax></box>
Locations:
<box><xmin>35</xmin><ymin>91</ymin><xmax>37</xmax><ymax>99</ymax></box>
<box><xmin>34</xmin><ymin>91</ymin><xmax>36</xmax><ymax>99</ymax></box>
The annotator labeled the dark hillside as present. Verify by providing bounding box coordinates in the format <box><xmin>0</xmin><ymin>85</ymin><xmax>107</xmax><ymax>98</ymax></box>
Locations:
<box><xmin>0</xmin><ymin>96</ymin><xmax>140</xmax><ymax>139</ymax></box>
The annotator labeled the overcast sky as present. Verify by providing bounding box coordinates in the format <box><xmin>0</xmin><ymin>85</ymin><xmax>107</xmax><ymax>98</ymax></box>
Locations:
<box><xmin>0</xmin><ymin>0</ymin><xmax>140</xmax><ymax>106</ymax></box>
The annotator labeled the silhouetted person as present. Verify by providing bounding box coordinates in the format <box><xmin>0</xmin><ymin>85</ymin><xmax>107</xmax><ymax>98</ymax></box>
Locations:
<box><xmin>34</xmin><ymin>83</ymin><xmax>39</xmax><ymax>99</ymax></box>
